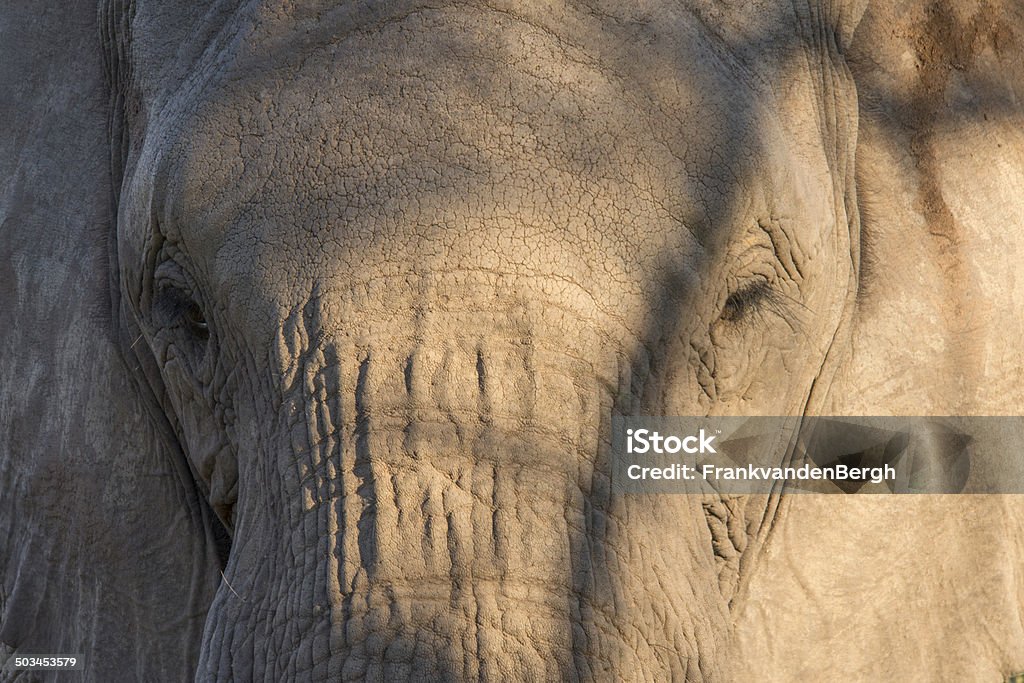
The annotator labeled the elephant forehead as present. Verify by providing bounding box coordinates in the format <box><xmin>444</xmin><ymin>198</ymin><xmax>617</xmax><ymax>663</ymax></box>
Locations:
<box><xmin>153</xmin><ymin>4</ymin><xmax>772</xmax><ymax>315</ymax></box>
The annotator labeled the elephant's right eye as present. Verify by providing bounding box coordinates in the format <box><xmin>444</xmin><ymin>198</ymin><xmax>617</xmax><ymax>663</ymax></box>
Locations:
<box><xmin>154</xmin><ymin>285</ymin><xmax>210</xmax><ymax>343</ymax></box>
<box><xmin>720</xmin><ymin>280</ymin><xmax>781</xmax><ymax>324</ymax></box>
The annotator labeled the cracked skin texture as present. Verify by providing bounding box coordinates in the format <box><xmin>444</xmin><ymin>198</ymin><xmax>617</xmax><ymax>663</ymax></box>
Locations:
<box><xmin>0</xmin><ymin>0</ymin><xmax>1023</xmax><ymax>681</ymax></box>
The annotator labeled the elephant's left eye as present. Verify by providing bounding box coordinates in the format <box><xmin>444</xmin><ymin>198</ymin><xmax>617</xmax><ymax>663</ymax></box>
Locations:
<box><xmin>154</xmin><ymin>285</ymin><xmax>210</xmax><ymax>342</ymax></box>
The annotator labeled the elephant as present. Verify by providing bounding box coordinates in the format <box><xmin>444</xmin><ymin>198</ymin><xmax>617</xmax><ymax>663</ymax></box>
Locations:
<box><xmin>2</xmin><ymin>0</ymin><xmax>1024</xmax><ymax>680</ymax></box>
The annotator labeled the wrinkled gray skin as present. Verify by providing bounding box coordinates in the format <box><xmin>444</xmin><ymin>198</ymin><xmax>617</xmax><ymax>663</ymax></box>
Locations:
<box><xmin>2</xmin><ymin>1</ymin><xmax>1024</xmax><ymax>681</ymax></box>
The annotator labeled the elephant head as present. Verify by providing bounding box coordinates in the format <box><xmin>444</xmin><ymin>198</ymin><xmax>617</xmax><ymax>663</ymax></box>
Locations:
<box><xmin>103</xmin><ymin>1</ymin><xmax>868</xmax><ymax>678</ymax></box>
<box><xmin>18</xmin><ymin>1</ymin><xmax>1024</xmax><ymax>681</ymax></box>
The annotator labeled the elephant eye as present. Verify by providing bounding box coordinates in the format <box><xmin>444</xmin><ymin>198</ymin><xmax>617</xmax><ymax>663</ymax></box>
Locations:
<box><xmin>182</xmin><ymin>301</ymin><xmax>210</xmax><ymax>339</ymax></box>
<box><xmin>154</xmin><ymin>285</ymin><xmax>210</xmax><ymax>342</ymax></box>
<box><xmin>720</xmin><ymin>280</ymin><xmax>780</xmax><ymax>323</ymax></box>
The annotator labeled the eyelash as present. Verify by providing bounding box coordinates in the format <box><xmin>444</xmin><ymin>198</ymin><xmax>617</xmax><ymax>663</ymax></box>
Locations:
<box><xmin>720</xmin><ymin>280</ymin><xmax>787</xmax><ymax>324</ymax></box>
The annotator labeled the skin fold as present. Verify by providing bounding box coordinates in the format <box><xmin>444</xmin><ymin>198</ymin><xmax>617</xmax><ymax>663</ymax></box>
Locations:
<box><xmin>1</xmin><ymin>1</ymin><xmax>1022</xmax><ymax>681</ymax></box>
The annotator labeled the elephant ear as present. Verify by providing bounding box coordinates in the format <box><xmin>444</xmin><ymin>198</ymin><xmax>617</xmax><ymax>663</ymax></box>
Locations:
<box><xmin>0</xmin><ymin>6</ymin><xmax>222</xmax><ymax>680</ymax></box>
<box><xmin>833</xmin><ymin>0</ymin><xmax>1024</xmax><ymax>414</ymax></box>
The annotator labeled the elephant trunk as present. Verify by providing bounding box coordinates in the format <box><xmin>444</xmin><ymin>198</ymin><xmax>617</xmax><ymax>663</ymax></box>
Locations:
<box><xmin>196</xmin><ymin>326</ymin><xmax>587</xmax><ymax>679</ymax></box>
<box><xmin>194</xmin><ymin>298</ymin><xmax>724</xmax><ymax>680</ymax></box>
